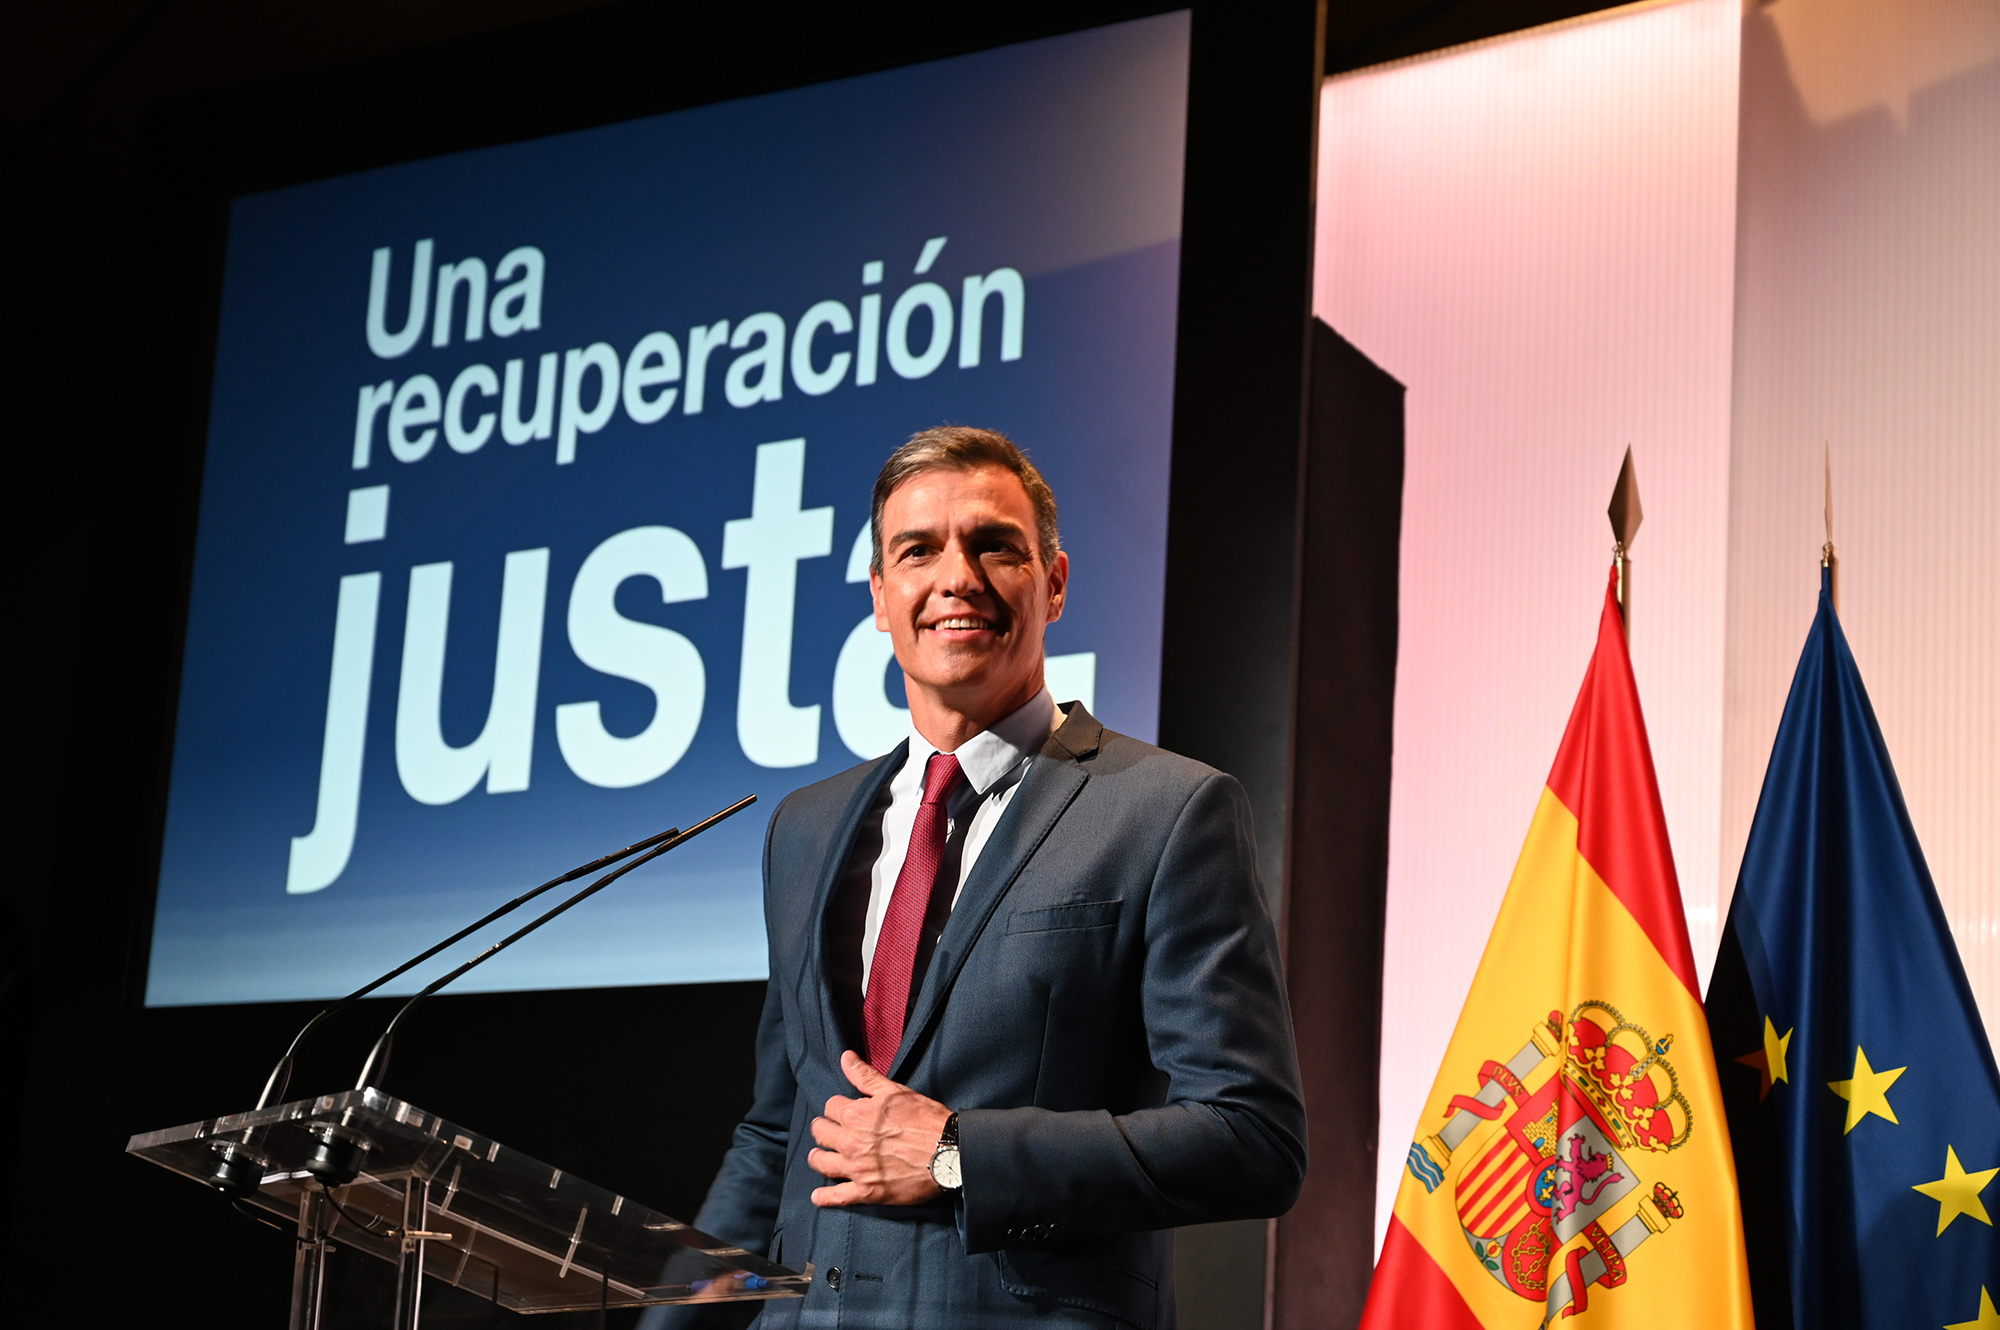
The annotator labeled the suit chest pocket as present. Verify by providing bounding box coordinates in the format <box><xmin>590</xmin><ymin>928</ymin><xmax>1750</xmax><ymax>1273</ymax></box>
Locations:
<box><xmin>1005</xmin><ymin>899</ymin><xmax>1121</xmax><ymax>934</ymax></box>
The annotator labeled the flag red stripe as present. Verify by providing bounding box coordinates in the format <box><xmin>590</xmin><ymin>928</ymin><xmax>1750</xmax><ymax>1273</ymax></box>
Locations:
<box><xmin>1456</xmin><ymin>1144</ymin><xmax>1517</xmax><ymax>1210</ymax></box>
<box><xmin>1488</xmin><ymin>1198</ymin><xmax>1531</xmax><ymax>1235</ymax></box>
<box><xmin>1464</xmin><ymin>1157</ymin><xmax>1531</xmax><ymax>1233</ymax></box>
<box><xmin>1459</xmin><ymin>1144</ymin><xmax>1502</xmax><ymax>1190</ymax></box>
<box><xmin>1542</xmin><ymin>570</ymin><xmax>1702</xmax><ymax>997</ymax></box>
<box><xmin>1359</xmin><ymin>1215</ymin><xmax>1488</xmax><ymax>1330</ymax></box>
<box><xmin>1466</xmin><ymin>1168</ymin><xmax>1529</xmax><ymax>1234</ymax></box>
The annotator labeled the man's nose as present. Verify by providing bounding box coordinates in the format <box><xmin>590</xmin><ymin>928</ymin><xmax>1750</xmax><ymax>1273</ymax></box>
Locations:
<box><xmin>937</xmin><ymin>542</ymin><xmax>987</xmax><ymax>596</ymax></box>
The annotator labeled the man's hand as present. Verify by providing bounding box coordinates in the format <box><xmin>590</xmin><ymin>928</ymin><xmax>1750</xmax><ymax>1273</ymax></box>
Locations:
<box><xmin>808</xmin><ymin>1050</ymin><xmax>954</xmax><ymax>1207</ymax></box>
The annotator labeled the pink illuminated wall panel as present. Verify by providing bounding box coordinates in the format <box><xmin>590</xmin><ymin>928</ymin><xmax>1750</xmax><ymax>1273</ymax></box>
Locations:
<box><xmin>1313</xmin><ymin>0</ymin><xmax>1744</xmax><ymax>1253</ymax></box>
<box><xmin>1325</xmin><ymin>0</ymin><xmax>2000</xmax><ymax>1259</ymax></box>
<box><xmin>1722</xmin><ymin>1</ymin><xmax>2000</xmax><ymax>1066</ymax></box>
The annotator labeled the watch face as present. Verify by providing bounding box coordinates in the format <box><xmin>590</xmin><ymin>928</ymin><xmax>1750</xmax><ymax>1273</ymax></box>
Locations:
<box><xmin>931</xmin><ymin>1146</ymin><xmax>962</xmax><ymax>1190</ymax></box>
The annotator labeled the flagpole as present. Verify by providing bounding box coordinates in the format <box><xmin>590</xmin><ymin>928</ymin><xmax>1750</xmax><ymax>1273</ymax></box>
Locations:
<box><xmin>1823</xmin><ymin>442</ymin><xmax>1839</xmax><ymax>611</ymax></box>
<box><xmin>1608</xmin><ymin>446</ymin><xmax>1643</xmax><ymax>638</ymax></box>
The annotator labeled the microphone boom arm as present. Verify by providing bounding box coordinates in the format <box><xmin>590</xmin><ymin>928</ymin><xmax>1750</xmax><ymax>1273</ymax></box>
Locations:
<box><xmin>354</xmin><ymin>794</ymin><xmax>758</xmax><ymax>1091</ymax></box>
<box><xmin>252</xmin><ymin>823</ymin><xmax>686</xmax><ymax>1109</ymax></box>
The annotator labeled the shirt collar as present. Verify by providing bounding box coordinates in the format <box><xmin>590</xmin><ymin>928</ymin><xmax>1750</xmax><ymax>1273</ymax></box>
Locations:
<box><xmin>905</xmin><ymin>686</ymin><xmax>1059</xmax><ymax>796</ymax></box>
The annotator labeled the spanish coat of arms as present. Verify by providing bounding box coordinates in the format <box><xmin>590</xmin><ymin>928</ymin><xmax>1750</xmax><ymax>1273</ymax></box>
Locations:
<box><xmin>1405</xmin><ymin>1001</ymin><xmax>1691</xmax><ymax>1324</ymax></box>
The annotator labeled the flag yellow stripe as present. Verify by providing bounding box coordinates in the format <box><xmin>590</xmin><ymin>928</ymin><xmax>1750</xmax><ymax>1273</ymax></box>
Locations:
<box><xmin>1487</xmin><ymin>1198</ymin><xmax>1532</xmax><ymax>1238</ymax></box>
<box><xmin>1460</xmin><ymin>1139</ymin><xmax>1515</xmax><ymax>1197</ymax></box>
<box><xmin>1459</xmin><ymin>1147</ymin><xmax>1524</xmax><ymax>1216</ymax></box>
<box><xmin>1388</xmin><ymin>789</ymin><xmax>1752</xmax><ymax>1327</ymax></box>
<box><xmin>1465</xmin><ymin>1158</ymin><xmax>1532</xmax><ymax>1234</ymax></box>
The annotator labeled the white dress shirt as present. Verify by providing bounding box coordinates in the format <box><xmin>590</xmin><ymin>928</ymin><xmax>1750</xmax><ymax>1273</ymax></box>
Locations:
<box><xmin>859</xmin><ymin>686</ymin><xmax>1060</xmax><ymax>995</ymax></box>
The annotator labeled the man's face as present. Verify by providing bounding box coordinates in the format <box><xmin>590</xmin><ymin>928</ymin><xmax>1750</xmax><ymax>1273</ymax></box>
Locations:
<box><xmin>871</xmin><ymin>464</ymin><xmax>1068</xmax><ymax>723</ymax></box>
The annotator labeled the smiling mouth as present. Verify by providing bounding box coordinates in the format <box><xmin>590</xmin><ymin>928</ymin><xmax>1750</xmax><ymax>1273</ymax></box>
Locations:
<box><xmin>927</xmin><ymin>616</ymin><xmax>1001</xmax><ymax>633</ymax></box>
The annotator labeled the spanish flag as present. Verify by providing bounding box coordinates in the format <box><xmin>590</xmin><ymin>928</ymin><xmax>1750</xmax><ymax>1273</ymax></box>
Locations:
<box><xmin>1361</xmin><ymin>570</ymin><xmax>1753</xmax><ymax>1328</ymax></box>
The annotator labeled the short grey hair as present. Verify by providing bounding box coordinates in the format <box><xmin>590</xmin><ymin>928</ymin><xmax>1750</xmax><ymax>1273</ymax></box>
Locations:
<box><xmin>870</xmin><ymin>426</ymin><xmax>1061</xmax><ymax>575</ymax></box>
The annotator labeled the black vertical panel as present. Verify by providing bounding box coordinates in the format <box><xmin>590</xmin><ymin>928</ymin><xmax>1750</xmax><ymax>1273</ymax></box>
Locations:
<box><xmin>1272</xmin><ymin>319</ymin><xmax>1404</xmax><ymax>1330</ymax></box>
<box><xmin>1158</xmin><ymin>7</ymin><xmax>1324</xmax><ymax>1321</ymax></box>
<box><xmin>1159</xmin><ymin>0</ymin><xmax>1326</xmax><ymax>904</ymax></box>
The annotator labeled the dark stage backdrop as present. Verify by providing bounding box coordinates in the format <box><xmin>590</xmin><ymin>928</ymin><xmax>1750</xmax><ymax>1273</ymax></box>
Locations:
<box><xmin>3</xmin><ymin>2</ymin><xmax>1322</xmax><ymax>1328</ymax></box>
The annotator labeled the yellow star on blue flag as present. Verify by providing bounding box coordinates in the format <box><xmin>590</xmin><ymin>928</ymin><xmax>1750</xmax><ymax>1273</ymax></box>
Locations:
<box><xmin>1828</xmin><ymin>1045</ymin><xmax>1905</xmax><ymax>1133</ymax></box>
<box><xmin>1916</xmin><ymin>1148</ymin><xmax>2000</xmax><ymax>1237</ymax></box>
<box><xmin>1734</xmin><ymin>1015</ymin><xmax>1793</xmax><ymax>1101</ymax></box>
<box><xmin>1946</xmin><ymin>1287</ymin><xmax>2000</xmax><ymax>1330</ymax></box>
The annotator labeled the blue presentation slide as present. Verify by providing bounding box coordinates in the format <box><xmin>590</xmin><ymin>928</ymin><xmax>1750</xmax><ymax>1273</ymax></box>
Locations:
<box><xmin>146</xmin><ymin>12</ymin><xmax>1189</xmax><ymax>1006</ymax></box>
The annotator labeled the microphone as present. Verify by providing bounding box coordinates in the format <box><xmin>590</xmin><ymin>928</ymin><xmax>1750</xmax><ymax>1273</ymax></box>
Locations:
<box><xmin>350</xmin><ymin>794</ymin><xmax>757</xmax><ymax>1096</ymax></box>
<box><xmin>282</xmin><ymin>795</ymin><xmax>763</xmax><ymax>1187</ymax></box>
<box><xmin>257</xmin><ymin>824</ymin><xmax>689</xmax><ymax>1108</ymax></box>
<box><xmin>205</xmin><ymin>822</ymin><xmax>685</xmax><ymax>1195</ymax></box>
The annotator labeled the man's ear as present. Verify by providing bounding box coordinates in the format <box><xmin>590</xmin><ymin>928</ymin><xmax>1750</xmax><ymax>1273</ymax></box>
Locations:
<box><xmin>870</xmin><ymin>567</ymin><xmax>889</xmax><ymax>631</ymax></box>
<box><xmin>1045</xmin><ymin>550</ymin><xmax>1069</xmax><ymax>623</ymax></box>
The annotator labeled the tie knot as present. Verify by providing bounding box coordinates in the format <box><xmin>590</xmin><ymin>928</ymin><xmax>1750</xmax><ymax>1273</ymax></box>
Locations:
<box><xmin>920</xmin><ymin>752</ymin><xmax>966</xmax><ymax>806</ymax></box>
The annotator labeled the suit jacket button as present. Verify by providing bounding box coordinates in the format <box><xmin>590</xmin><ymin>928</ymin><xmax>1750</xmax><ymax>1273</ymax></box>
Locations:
<box><xmin>825</xmin><ymin>1266</ymin><xmax>842</xmax><ymax>1290</ymax></box>
<box><xmin>1005</xmin><ymin>1228</ymin><xmax>1019</xmax><ymax>1242</ymax></box>
<box><xmin>1050</xmin><ymin>1223</ymin><xmax>1069</xmax><ymax>1241</ymax></box>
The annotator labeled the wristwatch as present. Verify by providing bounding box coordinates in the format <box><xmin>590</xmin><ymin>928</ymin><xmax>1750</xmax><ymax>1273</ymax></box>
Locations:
<box><xmin>929</xmin><ymin>1113</ymin><xmax>962</xmax><ymax>1192</ymax></box>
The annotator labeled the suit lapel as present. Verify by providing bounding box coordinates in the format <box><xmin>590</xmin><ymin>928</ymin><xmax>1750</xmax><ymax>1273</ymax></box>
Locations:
<box><xmin>804</xmin><ymin>742</ymin><xmax>906</xmax><ymax>1056</ymax></box>
<box><xmin>888</xmin><ymin>705</ymin><xmax>1103</xmax><ymax>1081</ymax></box>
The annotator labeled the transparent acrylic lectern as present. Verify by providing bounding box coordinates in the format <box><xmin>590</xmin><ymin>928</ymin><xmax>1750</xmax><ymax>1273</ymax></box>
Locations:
<box><xmin>128</xmin><ymin>1087</ymin><xmax>808</xmax><ymax>1328</ymax></box>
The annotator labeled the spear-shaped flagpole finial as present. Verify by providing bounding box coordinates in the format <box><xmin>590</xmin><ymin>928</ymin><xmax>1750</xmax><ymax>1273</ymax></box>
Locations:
<box><xmin>1822</xmin><ymin>442</ymin><xmax>1839</xmax><ymax>611</ymax></box>
<box><xmin>1608</xmin><ymin>446</ymin><xmax>1643</xmax><ymax>638</ymax></box>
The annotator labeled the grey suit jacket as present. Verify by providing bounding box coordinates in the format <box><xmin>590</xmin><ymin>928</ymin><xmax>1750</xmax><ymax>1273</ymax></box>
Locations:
<box><xmin>659</xmin><ymin>703</ymin><xmax>1306</xmax><ymax>1330</ymax></box>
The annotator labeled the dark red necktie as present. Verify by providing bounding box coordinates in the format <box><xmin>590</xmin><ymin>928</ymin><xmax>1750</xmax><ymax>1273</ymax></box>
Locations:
<box><xmin>864</xmin><ymin>752</ymin><xmax>966</xmax><ymax>1068</ymax></box>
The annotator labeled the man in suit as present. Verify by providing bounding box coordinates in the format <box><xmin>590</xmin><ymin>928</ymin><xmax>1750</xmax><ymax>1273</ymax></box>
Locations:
<box><xmin>662</xmin><ymin>426</ymin><xmax>1305</xmax><ymax>1329</ymax></box>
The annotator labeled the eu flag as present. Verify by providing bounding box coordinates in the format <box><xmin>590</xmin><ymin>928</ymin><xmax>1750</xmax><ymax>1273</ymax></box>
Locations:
<box><xmin>1707</xmin><ymin>568</ymin><xmax>2000</xmax><ymax>1329</ymax></box>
